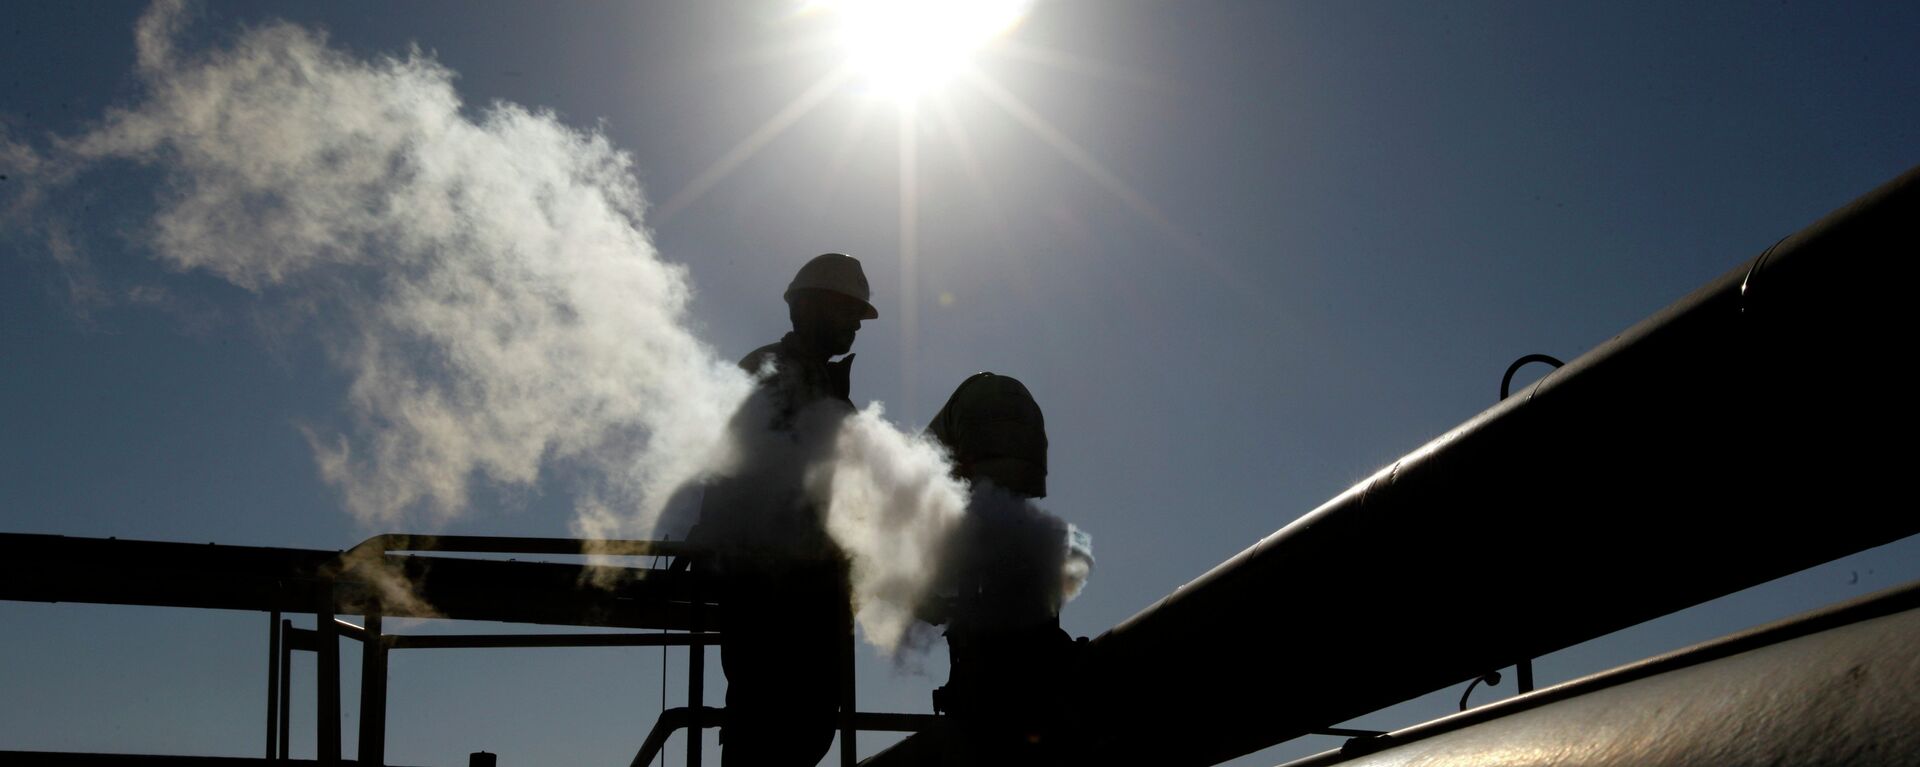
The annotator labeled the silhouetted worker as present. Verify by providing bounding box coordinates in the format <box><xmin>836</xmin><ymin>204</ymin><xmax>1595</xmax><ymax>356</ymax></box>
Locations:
<box><xmin>694</xmin><ymin>253</ymin><xmax>877</xmax><ymax>767</ymax></box>
<box><xmin>923</xmin><ymin>372</ymin><xmax>1090</xmax><ymax>765</ymax></box>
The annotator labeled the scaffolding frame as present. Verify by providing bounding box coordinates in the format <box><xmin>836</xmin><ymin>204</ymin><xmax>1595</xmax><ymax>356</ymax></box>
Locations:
<box><xmin>0</xmin><ymin>532</ymin><xmax>936</xmax><ymax>766</ymax></box>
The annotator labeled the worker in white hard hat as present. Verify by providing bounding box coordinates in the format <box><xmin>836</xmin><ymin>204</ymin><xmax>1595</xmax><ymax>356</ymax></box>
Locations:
<box><xmin>694</xmin><ymin>252</ymin><xmax>876</xmax><ymax>767</ymax></box>
<box><xmin>750</xmin><ymin>252</ymin><xmax>877</xmax><ymax>417</ymax></box>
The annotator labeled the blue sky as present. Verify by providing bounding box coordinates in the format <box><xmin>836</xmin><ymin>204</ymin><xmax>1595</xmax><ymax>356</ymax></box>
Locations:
<box><xmin>3</xmin><ymin>2</ymin><xmax>1918</xmax><ymax>765</ymax></box>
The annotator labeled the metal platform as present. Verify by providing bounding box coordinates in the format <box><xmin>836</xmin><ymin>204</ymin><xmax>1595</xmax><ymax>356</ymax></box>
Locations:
<box><xmin>0</xmin><ymin>533</ymin><xmax>714</xmax><ymax>629</ymax></box>
<box><xmin>0</xmin><ymin>533</ymin><xmax>725</xmax><ymax>766</ymax></box>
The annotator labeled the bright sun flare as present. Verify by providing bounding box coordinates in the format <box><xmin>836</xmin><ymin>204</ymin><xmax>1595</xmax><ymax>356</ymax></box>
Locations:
<box><xmin>813</xmin><ymin>0</ymin><xmax>1033</xmax><ymax>100</ymax></box>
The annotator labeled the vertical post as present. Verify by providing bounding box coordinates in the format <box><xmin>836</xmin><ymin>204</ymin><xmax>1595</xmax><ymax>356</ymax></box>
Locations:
<box><xmin>279</xmin><ymin>619</ymin><xmax>292</xmax><ymax>761</ymax></box>
<box><xmin>1503</xmin><ymin>358</ymin><xmax>1549</xmax><ymax>703</ymax></box>
<box><xmin>688</xmin><ymin>570</ymin><xmax>704</xmax><ymax>767</ymax></box>
<box><xmin>838</xmin><ymin>604</ymin><xmax>856</xmax><ymax>767</ymax></box>
<box><xmin>266</xmin><ymin>609</ymin><xmax>282</xmax><ymax>760</ymax></box>
<box><xmin>317</xmin><ymin>583</ymin><xmax>341</xmax><ymax>766</ymax></box>
<box><xmin>358</xmin><ymin>610</ymin><xmax>388</xmax><ymax>766</ymax></box>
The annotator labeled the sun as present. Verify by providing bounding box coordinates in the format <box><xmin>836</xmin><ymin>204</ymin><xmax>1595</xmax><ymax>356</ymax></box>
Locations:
<box><xmin>809</xmin><ymin>0</ymin><xmax>1033</xmax><ymax>101</ymax></box>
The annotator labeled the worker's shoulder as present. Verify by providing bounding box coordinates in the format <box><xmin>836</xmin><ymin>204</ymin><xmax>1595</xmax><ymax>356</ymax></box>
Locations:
<box><xmin>738</xmin><ymin>338</ymin><xmax>792</xmax><ymax>376</ymax></box>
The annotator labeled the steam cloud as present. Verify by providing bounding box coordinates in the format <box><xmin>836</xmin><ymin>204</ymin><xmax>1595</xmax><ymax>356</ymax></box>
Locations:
<box><xmin>83</xmin><ymin>1</ymin><xmax>750</xmax><ymax>533</ymax></box>
<box><xmin>816</xmin><ymin>405</ymin><xmax>973</xmax><ymax>650</ymax></box>
<box><xmin>4</xmin><ymin>0</ymin><xmax>1087</xmax><ymax>653</ymax></box>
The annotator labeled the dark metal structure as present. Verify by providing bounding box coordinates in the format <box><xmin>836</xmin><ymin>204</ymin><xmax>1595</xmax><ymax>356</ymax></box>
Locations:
<box><xmin>0</xmin><ymin>533</ymin><xmax>933</xmax><ymax>766</ymax></box>
<box><xmin>1066</xmin><ymin>164</ymin><xmax>1920</xmax><ymax>766</ymax></box>
<box><xmin>1280</xmin><ymin>580</ymin><xmax>1920</xmax><ymax>767</ymax></box>
<box><xmin>0</xmin><ymin>534</ymin><xmax>712</xmax><ymax>629</ymax></box>
<box><xmin>860</xmin><ymin>167</ymin><xmax>1920</xmax><ymax>766</ymax></box>
<box><xmin>5</xmin><ymin>166</ymin><xmax>1919</xmax><ymax>766</ymax></box>
<box><xmin>0</xmin><ymin>533</ymin><xmax>726</xmax><ymax>766</ymax></box>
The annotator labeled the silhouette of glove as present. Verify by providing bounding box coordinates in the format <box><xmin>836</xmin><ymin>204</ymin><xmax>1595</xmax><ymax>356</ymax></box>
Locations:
<box><xmin>827</xmin><ymin>353</ymin><xmax>855</xmax><ymax>400</ymax></box>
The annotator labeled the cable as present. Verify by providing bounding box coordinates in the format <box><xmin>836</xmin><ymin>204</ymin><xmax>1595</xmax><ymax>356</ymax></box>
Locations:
<box><xmin>1500</xmin><ymin>353</ymin><xmax>1566</xmax><ymax>401</ymax></box>
<box><xmin>1458</xmin><ymin>670</ymin><xmax>1502</xmax><ymax>711</ymax></box>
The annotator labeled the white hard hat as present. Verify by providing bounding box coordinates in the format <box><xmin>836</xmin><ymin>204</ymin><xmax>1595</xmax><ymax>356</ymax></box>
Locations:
<box><xmin>785</xmin><ymin>253</ymin><xmax>878</xmax><ymax>319</ymax></box>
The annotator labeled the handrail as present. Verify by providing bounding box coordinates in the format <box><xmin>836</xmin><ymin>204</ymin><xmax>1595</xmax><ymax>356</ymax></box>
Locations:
<box><xmin>629</xmin><ymin>707</ymin><xmax>725</xmax><ymax>767</ymax></box>
<box><xmin>626</xmin><ymin>708</ymin><xmax>941</xmax><ymax>767</ymax></box>
<box><xmin>345</xmin><ymin>533</ymin><xmax>707</xmax><ymax>560</ymax></box>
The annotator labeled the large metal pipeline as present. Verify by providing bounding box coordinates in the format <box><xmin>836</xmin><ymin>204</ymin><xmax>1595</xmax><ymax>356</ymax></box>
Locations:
<box><xmin>1072</xmin><ymin>165</ymin><xmax>1920</xmax><ymax>766</ymax></box>
<box><xmin>1287</xmin><ymin>581</ymin><xmax>1920</xmax><ymax>767</ymax></box>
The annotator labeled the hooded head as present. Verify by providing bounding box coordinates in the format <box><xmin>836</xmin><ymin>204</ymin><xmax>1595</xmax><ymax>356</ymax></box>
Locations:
<box><xmin>928</xmin><ymin>372</ymin><xmax>1048</xmax><ymax>498</ymax></box>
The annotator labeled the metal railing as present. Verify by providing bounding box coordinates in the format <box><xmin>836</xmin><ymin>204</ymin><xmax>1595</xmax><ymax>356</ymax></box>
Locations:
<box><xmin>265</xmin><ymin>534</ymin><xmax>936</xmax><ymax>767</ymax></box>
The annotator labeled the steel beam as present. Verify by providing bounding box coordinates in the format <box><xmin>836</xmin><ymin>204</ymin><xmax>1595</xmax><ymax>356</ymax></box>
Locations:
<box><xmin>265</xmin><ymin>610</ymin><xmax>280</xmax><ymax>760</ymax></box>
<box><xmin>316</xmin><ymin>587</ymin><xmax>340</xmax><ymax>766</ymax></box>
<box><xmin>0</xmin><ymin>534</ymin><xmax>718</xmax><ymax>630</ymax></box>
<box><xmin>385</xmin><ymin>632</ymin><xmax>719</xmax><ymax>650</ymax></box>
<box><xmin>358</xmin><ymin>611</ymin><xmax>386</xmax><ymax>767</ymax></box>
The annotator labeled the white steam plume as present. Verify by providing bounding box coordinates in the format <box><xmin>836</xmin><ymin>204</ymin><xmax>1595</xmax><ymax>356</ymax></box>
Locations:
<box><xmin>7</xmin><ymin>0</ymin><xmax>1090</xmax><ymax>654</ymax></box>
<box><xmin>59</xmin><ymin>0</ymin><xmax>751</xmax><ymax>531</ymax></box>
<box><xmin>815</xmin><ymin>405</ymin><xmax>973</xmax><ymax>651</ymax></box>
